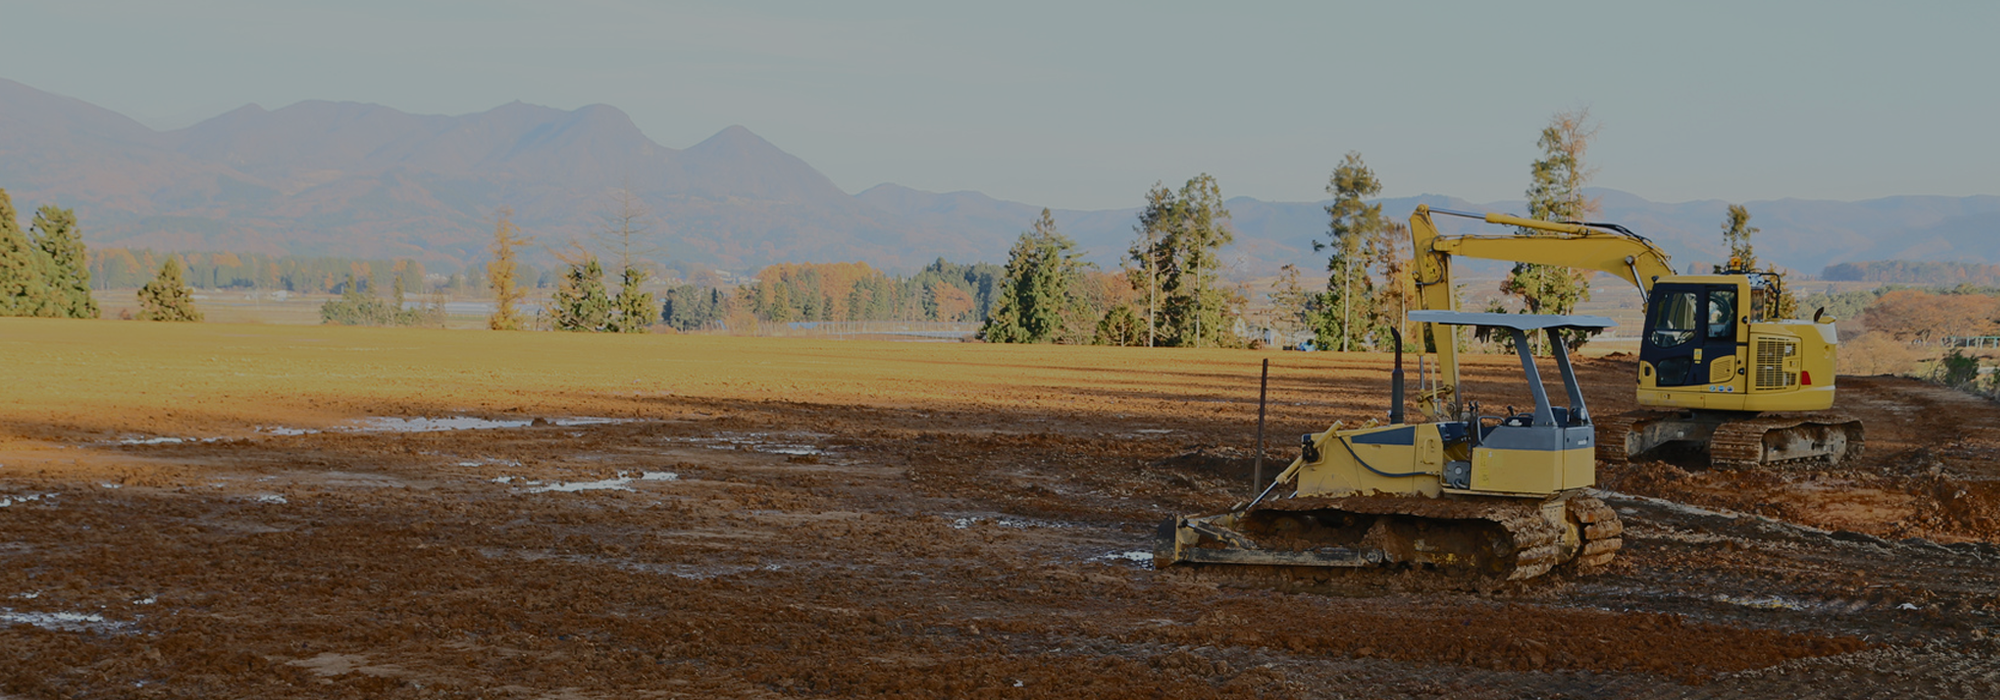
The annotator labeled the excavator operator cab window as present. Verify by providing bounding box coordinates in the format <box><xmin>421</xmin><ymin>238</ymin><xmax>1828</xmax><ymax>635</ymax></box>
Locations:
<box><xmin>1650</xmin><ymin>291</ymin><xmax>1698</xmax><ymax>348</ymax></box>
<box><xmin>1707</xmin><ymin>289</ymin><xmax>1736</xmax><ymax>341</ymax></box>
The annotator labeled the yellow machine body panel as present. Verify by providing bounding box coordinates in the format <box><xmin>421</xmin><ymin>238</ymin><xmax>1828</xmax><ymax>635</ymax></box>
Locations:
<box><xmin>1468</xmin><ymin>444</ymin><xmax>1596</xmax><ymax>495</ymax></box>
<box><xmin>1293</xmin><ymin>422</ymin><xmax>1447</xmax><ymax>499</ymax></box>
<box><xmin>1633</xmin><ymin>274</ymin><xmax>1838</xmax><ymax>413</ymax></box>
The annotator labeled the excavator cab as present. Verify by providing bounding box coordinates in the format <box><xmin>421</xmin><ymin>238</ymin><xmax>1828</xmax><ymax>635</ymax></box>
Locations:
<box><xmin>1640</xmin><ymin>281</ymin><xmax>1740</xmax><ymax>387</ymax></box>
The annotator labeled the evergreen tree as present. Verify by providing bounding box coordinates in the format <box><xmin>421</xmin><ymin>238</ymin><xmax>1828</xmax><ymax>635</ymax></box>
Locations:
<box><xmin>1093</xmin><ymin>304</ymin><xmax>1144</xmax><ymax>346</ymax></box>
<box><xmin>487</xmin><ymin>208</ymin><xmax>531</xmax><ymax>331</ymax></box>
<box><xmin>1317</xmin><ymin>152</ymin><xmax>1388</xmax><ymax>351</ymax></box>
<box><xmin>137</xmin><ymin>256</ymin><xmax>203</xmax><ymax>322</ymax></box>
<box><xmin>1130</xmin><ymin>185</ymin><xmax>1175</xmax><ymax>346</ymax></box>
<box><xmin>550</xmin><ymin>258</ymin><xmax>613</xmax><ymax>331</ymax></box>
<box><xmin>1504</xmin><ymin>109</ymin><xmax>1599</xmax><ymax>354</ymax></box>
<box><xmin>1719</xmin><ymin>204</ymin><xmax>1760</xmax><ymax>272</ymax></box>
<box><xmin>610</xmin><ymin>266</ymin><xmax>654</xmax><ymax>333</ymax></box>
<box><xmin>0</xmin><ymin>188</ymin><xmax>60</xmax><ymax>318</ymax></box>
<box><xmin>1127</xmin><ymin>175</ymin><xmax>1234</xmax><ymax>347</ymax></box>
<box><xmin>983</xmin><ymin>209</ymin><xmax>1085</xmax><ymax>343</ymax></box>
<box><xmin>28</xmin><ymin>205</ymin><xmax>97</xmax><ymax>318</ymax></box>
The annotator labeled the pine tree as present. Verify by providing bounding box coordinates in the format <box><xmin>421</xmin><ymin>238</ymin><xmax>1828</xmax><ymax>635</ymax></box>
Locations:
<box><xmin>0</xmin><ymin>188</ymin><xmax>60</xmax><ymax>318</ymax></box>
<box><xmin>1317</xmin><ymin>152</ymin><xmax>1388</xmax><ymax>351</ymax></box>
<box><xmin>1129</xmin><ymin>185</ymin><xmax>1177</xmax><ymax>347</ymax></box>
<box><xmin>1719</xmin><ymin>204</ymin><xmax>1760</xmax><ymax>272</ymax></box>
<box><xmin>1092</xmin><ymin>305</ymin><xmax>1144</xmax><ymax>346</ymax></box>
<box><xmin>1127</xmin><ymin>175</ymin><xmax>1234</xmax><ymax>347</ymax></box>
<box><xmin>983</xmin><ymin>209</ymin><xmax>1085</xmax><ymax>343</ymax></box>
<box><xmin>551</xmin><ymin>258</ymin><xmax>613</xmax><ymax>332</ymax></box>
<box><xmin>1505</xmin><ymin>109</ymin><xmax>1599</xmax><ymax>354</ymax></box>
<box><xmin>487</xmin><ymin>208</ymin><xmax>531</xmax><ymax>331</ymax></box>
<box><xmin>610</xmin><ymin>266</ymin><xmax>654</xmax><ymax>333</ymax></box>
<box><xmin>28</xmin><ymin>205</ymin><xmax>97</xmax><ymax>318</ymax></box>
<box><xmin>138</xmin><ymin>256</ymin><xmax>203</xmax><ymax>322</ymax></box>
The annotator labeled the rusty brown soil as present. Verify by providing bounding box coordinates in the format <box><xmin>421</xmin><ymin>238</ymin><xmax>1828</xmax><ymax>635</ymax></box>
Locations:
<box><xmin>1</xmin><ymin>319</ymin><xmax>1996</xmax><ymax>698</ymax></box>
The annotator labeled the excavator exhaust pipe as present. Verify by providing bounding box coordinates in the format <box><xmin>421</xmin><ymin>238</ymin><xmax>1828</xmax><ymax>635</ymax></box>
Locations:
<box><xmin>1389</xmin><ymin>329</ymin><xmax>1405</xmax><ymax>425</ymax></box>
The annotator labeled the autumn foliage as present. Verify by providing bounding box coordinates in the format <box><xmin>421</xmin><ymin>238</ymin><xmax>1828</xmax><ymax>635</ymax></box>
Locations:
<box><xmin>1861</xmin><ymin>290</ymin><xmax>2000</xmax><ymax>343</ymax></box>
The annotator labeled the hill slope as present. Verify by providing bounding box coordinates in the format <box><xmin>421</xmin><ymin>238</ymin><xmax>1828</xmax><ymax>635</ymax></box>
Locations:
<box><xmin>4</xmin><ymin>77</ymin><xmax>1995</xmax><ymax>275</ymax></box>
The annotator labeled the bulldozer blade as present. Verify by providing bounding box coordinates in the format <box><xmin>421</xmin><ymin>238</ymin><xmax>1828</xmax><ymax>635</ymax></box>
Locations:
<box><xmin>1153</xmin><ymin>515</ymin><xmax>1388</xmax><ymax>568</ymax></box>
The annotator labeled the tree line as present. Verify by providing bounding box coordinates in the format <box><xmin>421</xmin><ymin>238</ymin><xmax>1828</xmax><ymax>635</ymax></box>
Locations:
<box><xmin>658</xmin><ymin>259</ymin><xmax>1008</xmax><ymax>331</ymax></box>
<box><xmin>1824</xmin><ymin>261</ymin><xmax>2000</xmax><ymax>287</ymax></box>
<box><xmin>87</xmin><ymin>248</ymin><xmax>437</xmax><ymax>296</ymax></box>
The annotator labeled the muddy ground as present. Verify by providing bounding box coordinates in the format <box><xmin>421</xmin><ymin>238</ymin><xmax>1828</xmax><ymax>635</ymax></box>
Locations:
<box><xmin>2</xmin><ymin>323</ymin><xmax>1998</xmax><ymax>698</ymax></box>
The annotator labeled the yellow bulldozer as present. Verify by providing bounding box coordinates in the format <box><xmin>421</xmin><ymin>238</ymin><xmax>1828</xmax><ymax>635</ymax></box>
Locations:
<box><xmin>1155</xmin><ymin>310</ymin><xmax>1625</xmax><ymax>580</ymax></box>
<box><xmin>1153</xmin><ymin>205</ymin><xmax>1859</xmax><ymax>579</ymax></box>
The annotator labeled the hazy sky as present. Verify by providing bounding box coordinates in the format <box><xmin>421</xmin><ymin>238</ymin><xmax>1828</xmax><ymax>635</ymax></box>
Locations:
<box><xmin>6</xmin><ymin>1</ymin><xmax>1994</xmax><ymax>210</ymax></box>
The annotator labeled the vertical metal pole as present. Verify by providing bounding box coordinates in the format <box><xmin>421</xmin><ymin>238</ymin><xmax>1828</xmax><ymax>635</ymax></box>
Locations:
<box><xmin>1254</xmin><ymin>358</ymin><xmax>1269</xmax><ymax>493</ymax></box>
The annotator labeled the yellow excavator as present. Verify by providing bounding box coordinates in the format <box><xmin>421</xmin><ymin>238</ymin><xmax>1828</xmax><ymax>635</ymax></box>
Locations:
<box><xmin>1153</xmin><ymin>205</ymin><xmax>1858</xmax><ymax>580</ymax></box>
<box><xmin>1409</xmin><ymin>205</ymin><xmax>1860</xmax><ymax>468</ymax></box>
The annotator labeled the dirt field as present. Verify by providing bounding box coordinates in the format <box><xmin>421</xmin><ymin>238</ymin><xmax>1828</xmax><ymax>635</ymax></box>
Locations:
<box><xmin>2</xmin><ymin>318</ymin><xmax>1997</xmax><ymax>698</ymax></box>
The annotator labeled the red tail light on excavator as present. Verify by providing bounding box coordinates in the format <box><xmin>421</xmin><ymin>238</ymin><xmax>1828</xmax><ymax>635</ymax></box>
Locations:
<box><xmin>1801</xmin><ymin>370</ymin><xmax>1812</xmax><ymax>386</ymax></box>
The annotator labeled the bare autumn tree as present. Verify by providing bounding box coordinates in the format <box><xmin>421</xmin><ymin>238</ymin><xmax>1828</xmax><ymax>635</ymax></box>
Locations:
<box><xmin>594</xmin><ymin>184</ymin><xmax>660</xmax><ymax>276</ymax></box>
<box><xmin>594</xmin><ymin>185</ymin><xmax>662</xmax><ymax>333</ymax></box>
<box><xmin>487</xmin><ymin>208</ymin><xmax>532</xmax><ymax>331</ymax></box>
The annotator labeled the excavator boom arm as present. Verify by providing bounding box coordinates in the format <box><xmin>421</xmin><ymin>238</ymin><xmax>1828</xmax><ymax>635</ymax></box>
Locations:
<box><xmin>1408</xmin><ymin>205</ymin><xmax>1678</xmax><ymax>417</ymax></box>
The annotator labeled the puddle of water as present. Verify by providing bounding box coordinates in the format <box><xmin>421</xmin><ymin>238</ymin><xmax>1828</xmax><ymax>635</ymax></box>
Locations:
<box><xmin>352</xmin><ymin>417</ymin><xmax>534</xmax><ymax>432</ymax></box>
<box><xmin>120</xmin><ymin>436</ymin><xmax>186</xmax><ymax>445</ymax></box>
<box><xmin>342</xmin><ymin>416</ymin><xmax>636</xmax><ymax>434</ymax></box>
<box><xmin>254</xmin><ymin>494</ymin><xmax>288</xmax><ymax>505</ymax></box>
<box><xmin>0</xmin><ymin>494</ymin><xmax>51</xmax><ymax>508</ymax></box>
<box><xmin>1711</xmin><ymin>594</ymin><xmax>1808</xmax><ymax>611</ymax></box>
<box><xmin>0</xmin><ymin>609</ymin><xmax>136</xmax><ymax>634</ymax></box>
<box><xmin>550</xmin><ymin>417</ymin><xmax>633</xmax><ymax>427</ymax></box>
<box><xmin>665</xmin><ymin>433</ymin><xmax>829</xmax><ymax>457</ymax></box>
<box><xmin>515</xmin><ymin>471</ymin><xmax>678</xmax><ymax>494</ymax></box>
<box><xmin>256</xmin><ymin>427</ymin><xmax>320</xmax><ymax>436</ymax></box>
<box><xmin>1134</xmin><ymin>429</ymin><xmax>1174</xmax><ymax>434</ymax></box>
<box><xmin>950</xmin><ymin>515</ymin><xmax>1078</xmax><ymax>530</ymax></box>
<box><xmin>457</xmin><ymin>458</ymin><xmax>523</xmax><ymax>468</ymax></box>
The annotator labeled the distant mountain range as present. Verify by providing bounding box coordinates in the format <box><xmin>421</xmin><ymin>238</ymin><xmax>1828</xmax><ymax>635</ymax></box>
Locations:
<box><xmin>4</xmin><ymin>77</ymin><xmax>1997</xmax><ymax>277</ymax></box>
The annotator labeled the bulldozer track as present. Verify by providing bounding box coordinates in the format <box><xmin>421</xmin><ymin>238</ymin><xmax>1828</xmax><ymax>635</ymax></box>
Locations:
<box><xmin>1566</xmin><ymin>493</ymin><xmax>1623</xmax><ymax>571</ymax></box>
<box><xmin>1248</xmin><ymin>493</ymin><xmax>1608</xmax><ymax>580</ymax></box>
<box><xmin>1709</xmin><ymin>412</ymin><xmax>1865</xmax><ymax>469</ymax></box>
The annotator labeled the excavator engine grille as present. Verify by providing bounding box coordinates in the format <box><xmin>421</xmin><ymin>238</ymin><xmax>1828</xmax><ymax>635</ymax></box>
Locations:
<box><xmin>1754</xmin><ymin>338</ymin><xmax>1797</xmax><ymax>390</ymax></box>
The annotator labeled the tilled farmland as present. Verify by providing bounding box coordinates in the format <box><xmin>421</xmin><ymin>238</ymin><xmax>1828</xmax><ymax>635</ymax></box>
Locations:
<box><xmin>1</xmin><ymin>320</ymin><xmax>1996</xmax><ymax>698</ymax></box>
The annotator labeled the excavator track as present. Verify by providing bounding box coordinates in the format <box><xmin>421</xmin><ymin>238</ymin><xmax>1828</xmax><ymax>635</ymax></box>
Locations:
<box><xmin>1708</xmin><ymin>412</ymin><xmax>1864</xmax><ymax>469</ymax></box>
<box><xmin>1594</xmin><ymin>412</ymin><xmax>1645</xmax><ymax>466</ymax></box>
<box><xmin>1156</xmin><ymin>492</ymin><xmax>1620</xmax><ymax>581</ymax></box>
<box><xmin>1605</xmin><ymin>410</ymin><xmax>1864</xmax><ymax>469</ymax></box>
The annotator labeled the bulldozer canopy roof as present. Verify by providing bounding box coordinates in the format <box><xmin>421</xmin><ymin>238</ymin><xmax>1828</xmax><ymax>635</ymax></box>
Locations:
<box><xmin>1408</xmin><ymin>310</ymin><xmax>1616</xmax><ymax>331</ymax></box>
